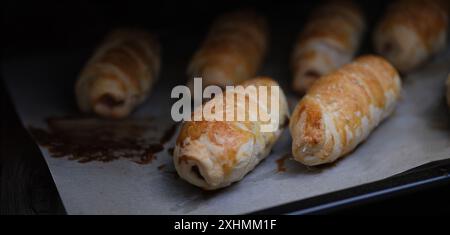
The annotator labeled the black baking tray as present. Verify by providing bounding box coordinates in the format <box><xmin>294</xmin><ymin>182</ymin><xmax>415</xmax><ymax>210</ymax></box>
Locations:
<box><xmin>252</xmin><ymin>159</ymin><xmax>450</xmax><ymax>214</ymax></box>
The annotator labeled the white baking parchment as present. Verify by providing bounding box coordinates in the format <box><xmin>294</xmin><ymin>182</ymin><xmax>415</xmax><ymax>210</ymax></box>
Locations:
<box><xmin>2</xmin><ymin>28</ymin><xmax>450</xmax><ymax>214</ymax></box>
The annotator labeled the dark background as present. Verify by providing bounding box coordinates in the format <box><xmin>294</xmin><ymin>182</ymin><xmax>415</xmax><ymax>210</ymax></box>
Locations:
<box><xmin>2</xmin><ymin>0</ymin><xmax>450</xmax><ymax>215</ymax></box>
<box><xmin>2</xmin><ymin>0</ymin><xmax>389</xmax><ymax>57</ymax></box>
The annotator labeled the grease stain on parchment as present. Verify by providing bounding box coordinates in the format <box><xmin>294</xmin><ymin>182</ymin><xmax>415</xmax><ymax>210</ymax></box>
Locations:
<box><xmin>29</xmin><ymin>116</ymin><xmax>177</xmax><ymax>164</ymax></box>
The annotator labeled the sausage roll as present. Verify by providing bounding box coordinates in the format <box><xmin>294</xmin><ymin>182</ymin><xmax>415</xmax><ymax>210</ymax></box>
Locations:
<box><xmin>290</xmin><ymin>55</ymin><xmax>401</xmax><ymax>166</ymax></box>
<box><xmin>187</xmin><ymin>10</ymin><xmax>268</xmax><ymax>90</ymax></box>
<box><xmin>76</xmin><ymin>28</ymin><xmax>160</xmax><ymax>118</ymax></box>
<box><xmin>374</xmin><ymin>0</ymin><xmax>449</xmax><ymax>73</ymax></box>
<box><xmin>174</xmin><ymin>77</ymin><xmax>289</xmax><ymax>190</ymax></box>
<box><xmin>291</xmin><ymin>0</ymin><xmax>366</xmax><ymax>94</ymax></box>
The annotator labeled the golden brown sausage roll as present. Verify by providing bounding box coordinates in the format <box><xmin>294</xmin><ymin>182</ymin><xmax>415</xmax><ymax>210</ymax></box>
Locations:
<box><xmin>374</xmin><ymin>0</ymin><xmax>449</xmax><ymax>73</ymax></box>
<box><xmin>291</xmin><ymin>0</ymin><xmax>366</xmax><ymax>94</ymax></box>
<box><xmin>290</xmin><ymin>55</ymin><xmax>401</xmax><ymax>166</ymax></box>
<box><xmin>187</xmin><ymin>10</ymin><xmax>268</xmax><ymax>89</ymax></box>
<box><xmin>76</xmin><ymin>28</ymin><xmax>160</xmax><ymax>118</ymax></box>
<box><xmin>174</xmin><ymin>77</ymin><xmax>289</xmax><ymax>190</ymax></box>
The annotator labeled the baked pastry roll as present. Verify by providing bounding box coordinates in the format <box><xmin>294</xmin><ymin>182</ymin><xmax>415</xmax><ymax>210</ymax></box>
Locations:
<box><xmin>374</xmin><ymin>0</ymin><xmax>449</xmax><ymax>73</ymax></box>
<box><xmin>290</xmin><ymin>55</ymin><xmax>401</xmax><ymax>166</ymax></box>
<box><xmin>76</xmin><ymin>28</ymin><xmax>160</xmax><ymax>118</ymax></box>
<box><xmin>187</xmin><ymin>10</ymin><xmax>268</xmax><ymax>89</ymax></box>
<box><xmin>174</xmin><ymin>77</ymin><xmax>289</xmax><ymax>190</ymax></box>
<box><xmin>291</xmin><ymin>0</ymin><xmax>366</xmax><ymax>94</ymax></box>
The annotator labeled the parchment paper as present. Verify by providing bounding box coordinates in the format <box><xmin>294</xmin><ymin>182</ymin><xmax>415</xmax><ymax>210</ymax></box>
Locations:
<box><xmin>2</xmin><ymin>28</ymin><xmax>450</xmax><ymax>214</ymax></box>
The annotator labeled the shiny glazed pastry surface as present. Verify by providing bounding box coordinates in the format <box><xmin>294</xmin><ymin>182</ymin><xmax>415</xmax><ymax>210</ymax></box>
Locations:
<box><xmin>174</xmin><ymin>77</ymin><xmax>289</xmax><ymax>190</ymax></box>
<box><xmin>290</xmin><ymin>55</ymin><xmax>401</xmax><ymax>166</ymax></box>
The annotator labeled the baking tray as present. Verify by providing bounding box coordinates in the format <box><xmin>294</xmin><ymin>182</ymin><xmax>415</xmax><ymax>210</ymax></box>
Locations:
<box><xmin>2</xmin><ymin>19</ymin><xmax>450</xmax><ymax>214</ymax></box>
<box><xmin>253</xmin><ymin>159</ymin><xmax>450</xmax><ymax>214</ymax></box>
